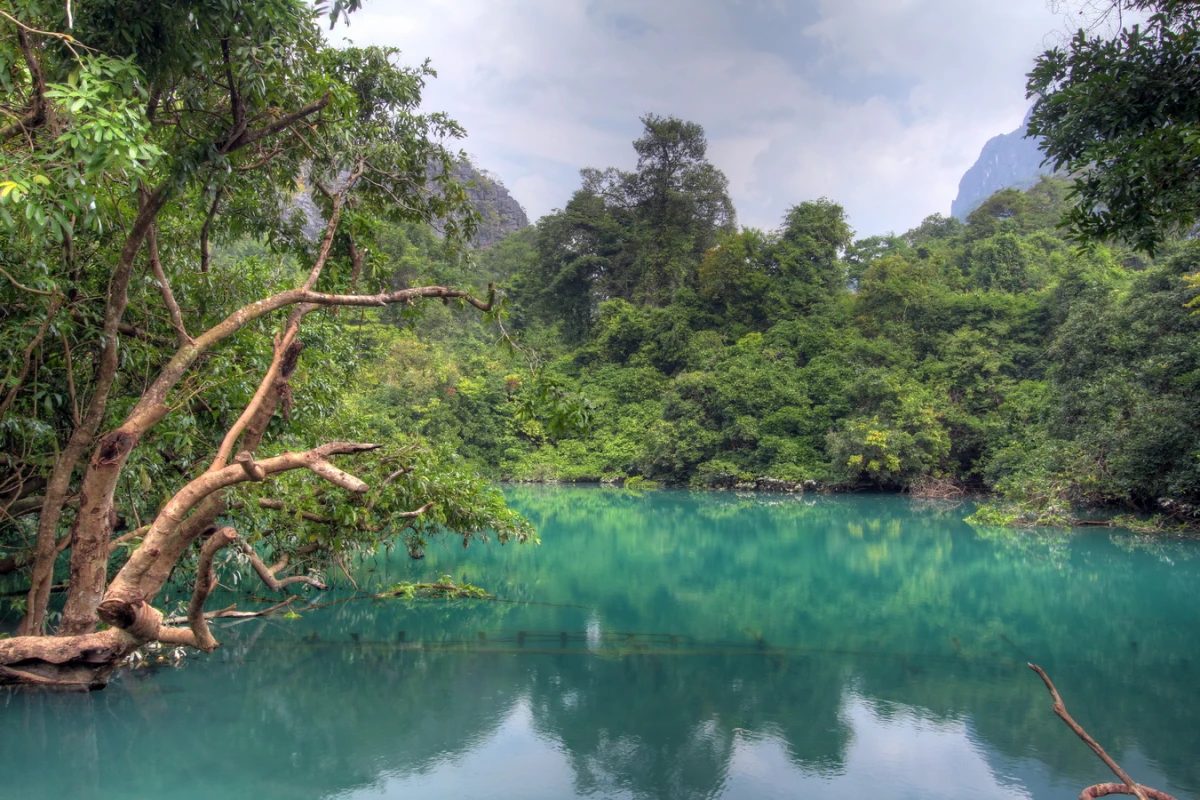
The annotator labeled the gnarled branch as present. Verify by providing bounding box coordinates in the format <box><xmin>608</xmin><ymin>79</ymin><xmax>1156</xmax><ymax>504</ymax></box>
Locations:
<box><xmin>1080</xmin><ymin>785</ymin><xmax>1177</xmax><ymax>800</ymax></box>
<box><xmin>187</xmin><ymin>527</ymin><xmax>237</xmax><ymax>652</ymax></box>
<box><xmin>396</xmin><ymin>502</ymin><xmax>434</xmax><ymax>519</ymax></box>
<box><xmin>238</xmin><ymin>540</ymin><xmax>327</xmax><ymax>593</ymax></box>
<box><xmin>235</xmin><ymin>451</ymin><xmax>266</xmax><ymax>481</ymax></box>
<box><xmin>103</xmin><ymin>442</ymin><xmax>378</xmax><ymax>610</ymax></box>
<box><xmin>307</xmin><ymin>457</ymin><xmax>369</xmax><ymax>493</ymax></box>
<box><xmin>301</xmin><ymin>159</ymin><xmax>365</xmax><ymax>292</ymax></box>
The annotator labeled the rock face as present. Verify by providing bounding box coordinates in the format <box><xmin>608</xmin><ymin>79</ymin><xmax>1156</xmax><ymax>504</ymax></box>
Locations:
<box><xmin>951</xmin><ymin>110</ymin><xmax>1053</xmax><ymax>220</ymax></box>
<box><xmin>450</xmin><ymin>159</ymin><xmax>529</xmax><ymax>249</ymax></box>
<box><xmin>294</xmin><ymin>158</ymin><xmax>528</xmax><ymax>248</ymax></box>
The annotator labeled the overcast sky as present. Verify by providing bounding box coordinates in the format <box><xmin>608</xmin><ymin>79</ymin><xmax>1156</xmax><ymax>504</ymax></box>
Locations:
<box><xmin>337</xmin><ymin>0</ymin><xmax>1070</xmax><ymax>238</ymax></box>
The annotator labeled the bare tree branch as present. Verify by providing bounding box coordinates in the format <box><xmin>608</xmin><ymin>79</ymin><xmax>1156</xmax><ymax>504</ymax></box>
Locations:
<box><xmin>0</xmin><ymin>265</ymin><xmax>55</xmax><ymax>296</ymax></box>
<box><xmin>147</xmin><ymin>224</ymin><xmax>192</xmax><ymax>346</ymax></box>
<box><xmin>384</xmin><ymin>466</ymin><xmax>414</xmax><ymax>485</ymax></box>
<box><xmin>238</xmin><ymin>539</ymin><xmax>328</xmax><ymax>593</ymax></box>
<box><xmin>235</xmin><ymin>451</ymin><xmax>266</xmax><ymax>481</ymax></box>
<box><xmin>395</xmin><ymin>502</ymin><xmax>434</xmax><ymax>519</ymax></box>
<box><xmin>302</xmin><ymin>159</ymin><xmax>366</xmax><ymax>291</ymax></box>
<box><xmin>1029</xmin><ymin>664</ymin><xmax>1175</xmax><ymax>800</ymax></box>
<box><xmin>0</xmin><ymin>27</ymin><xmax>47</xmax><ymax>141</ymax></box>
<box><xmin>165</xmin><ymin>595</ymin><xmax>298</xmax><ymax>625</ymax></box>
<box><xmin>307</xmin><ymin>457</ymin><xmax>369</xmax><ymax>493</ymax></box>
<box><xmin>211</xmin><ymin>318</ymin><xmax>304</xmax><ymax>470</ymax></box>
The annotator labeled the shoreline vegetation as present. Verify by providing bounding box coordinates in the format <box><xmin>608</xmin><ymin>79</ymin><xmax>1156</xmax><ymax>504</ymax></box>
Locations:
<box><xmin>359</xmin><ymin>114</ymin><xmax>1200</xmax><ymax>540</ymax></box>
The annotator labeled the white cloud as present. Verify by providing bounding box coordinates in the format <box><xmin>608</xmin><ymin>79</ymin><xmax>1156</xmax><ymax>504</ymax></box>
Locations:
<box><xmin>339</xmin><ymin>0</ymin><xmax>1067</xmax><ymax>237</ymax></box>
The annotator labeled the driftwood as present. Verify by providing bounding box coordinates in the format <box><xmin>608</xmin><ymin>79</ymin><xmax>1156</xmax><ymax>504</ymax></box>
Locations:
<box><xmin>1029</xmin><ymin>664</ymin><xmax>1177</xmax><ymax>800</ymax></box>
<box><xmin>906</xmin><ymin>476</ymin><xmax>966</xmax><ymax>500</ymax></box>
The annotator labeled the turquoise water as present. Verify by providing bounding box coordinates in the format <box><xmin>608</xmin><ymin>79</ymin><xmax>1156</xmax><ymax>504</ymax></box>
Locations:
<box><xmin>3</xmin><ymin>488</ymin><xmax>1200</xmax><ymax>799</ymax></box>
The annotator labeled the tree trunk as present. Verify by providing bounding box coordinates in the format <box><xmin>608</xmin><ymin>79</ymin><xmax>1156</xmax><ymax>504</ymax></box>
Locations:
<box><xmin>52</xmin><ymin>189</ymin><xmax>167</xmax><ymax>636</ymax></box>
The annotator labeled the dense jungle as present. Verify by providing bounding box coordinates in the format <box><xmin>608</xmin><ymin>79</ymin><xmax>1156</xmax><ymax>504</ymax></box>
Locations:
<box><xmin>370</xmin><ymin>137</ymin><xmax>1200</xmax><ymax>530</ymax></box>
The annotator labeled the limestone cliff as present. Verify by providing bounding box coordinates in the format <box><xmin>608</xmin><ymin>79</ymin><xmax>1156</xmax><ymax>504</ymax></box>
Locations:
<box><xmin>951</xmin><ymin>111</ymin><xmax>1053</xmax><ymax>220</ymax></box>
<box><xmin>449</xmin><ymin>159</ymin><xmax>529</xmax><ymax>249</ymax></box>
<box><xmin>295</xmin><ymin>157</ymin><xmax>528</xmax><ymax>248</ymax></box>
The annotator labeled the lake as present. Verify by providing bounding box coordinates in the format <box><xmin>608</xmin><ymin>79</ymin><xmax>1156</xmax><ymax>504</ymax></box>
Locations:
<box><xmin>3</xmin><ymin>487</ymin><xmax>1199</xmax><ymax>799</ymax></box>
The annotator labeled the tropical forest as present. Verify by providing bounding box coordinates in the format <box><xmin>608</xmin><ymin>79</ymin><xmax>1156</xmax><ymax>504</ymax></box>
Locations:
<box><xmin>1</xmin><ymin>1</ymin><xmax>1199</xmax><ymax>799</ymax></box>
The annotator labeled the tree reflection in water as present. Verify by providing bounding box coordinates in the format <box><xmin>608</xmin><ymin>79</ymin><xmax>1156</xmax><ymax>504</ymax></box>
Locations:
<box><xmin>2</xmin><ymin>488</ymin><xmax>1197</xmax><ymax>799</ymax></box>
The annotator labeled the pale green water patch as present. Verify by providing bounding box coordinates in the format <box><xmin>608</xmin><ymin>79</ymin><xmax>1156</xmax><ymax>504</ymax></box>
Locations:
<box><xmin>2</xmin><ymin>488</ymin><xmax>1198</xmax><ymax>799</ymax></box>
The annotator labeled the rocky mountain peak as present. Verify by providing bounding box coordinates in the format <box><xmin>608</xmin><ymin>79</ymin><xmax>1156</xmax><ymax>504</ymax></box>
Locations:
<box><xmin>951</xmin><ymin>110</ymin><xmax>1054</xmax><ymax>220</ymax></box>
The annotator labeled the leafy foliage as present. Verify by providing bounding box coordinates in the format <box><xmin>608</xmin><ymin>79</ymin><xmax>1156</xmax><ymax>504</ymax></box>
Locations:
<box><xmin>1028</xmin><ymin>0</ymin><xmax>1200</xmax><ymax>253</ymax></box>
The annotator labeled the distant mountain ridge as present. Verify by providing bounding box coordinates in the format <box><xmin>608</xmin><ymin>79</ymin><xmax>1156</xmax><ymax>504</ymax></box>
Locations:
<box><xmin>952</xmin><ymin>111</ymin><xmax>1054</xmax><ymax>220</ymax></box>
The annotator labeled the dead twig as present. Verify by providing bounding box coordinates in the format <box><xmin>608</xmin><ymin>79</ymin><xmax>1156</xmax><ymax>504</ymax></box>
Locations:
<box><xmin>1029</xmin><ymin>664</ymin><xmax>1176</xmax><ymax>800</ymax></box>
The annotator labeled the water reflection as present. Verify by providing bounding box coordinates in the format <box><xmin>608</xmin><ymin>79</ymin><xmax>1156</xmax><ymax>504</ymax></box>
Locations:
<box><xmin>2</xmin><ymin>488</ymin><xmax>1198</xmax><ymax>800</ymax></box>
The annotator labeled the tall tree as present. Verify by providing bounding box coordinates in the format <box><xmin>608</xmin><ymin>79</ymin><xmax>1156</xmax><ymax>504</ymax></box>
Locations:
<box><xmin>524</xmin><ymin>114</ymin><xmax>735</xmax><ymax>334</ymax></box>
<box><xmin>776</xmin><ymin>198</ymin><xmax>854</xmax><ymax>302</ymax></box>
<box><xmin>627</xmin><ymin>114</ymin><xmax>736</xmax><ymax>304</ymax></box>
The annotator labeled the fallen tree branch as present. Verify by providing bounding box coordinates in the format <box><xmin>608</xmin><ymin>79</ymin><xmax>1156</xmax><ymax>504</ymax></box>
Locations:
<box><xmin>1029</xmin><ymin>664</ymin><xmax>1175</xmax><ymax>800</ymax></box>
<box><xmin>164</xmin><ymin>596</ymin><xmax>298</xmax><ymax>625</ymax></box>
<box><xmin>1079</xmin><ymin>785</ymin><xmax>1177</xmax><ymax>800</ymax></box>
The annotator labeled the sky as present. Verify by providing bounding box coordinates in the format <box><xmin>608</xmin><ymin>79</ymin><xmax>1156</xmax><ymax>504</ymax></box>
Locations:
<box><xmin>336</xmin><ymin>0</ymin><xmax>1073</xmax><ymax>238</ymax></box>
